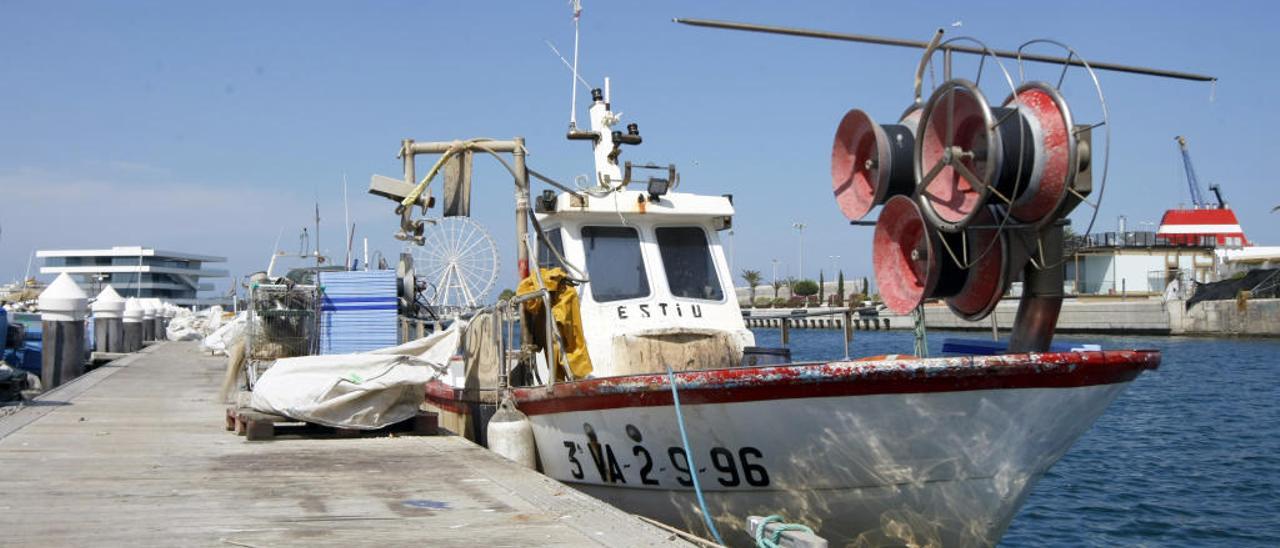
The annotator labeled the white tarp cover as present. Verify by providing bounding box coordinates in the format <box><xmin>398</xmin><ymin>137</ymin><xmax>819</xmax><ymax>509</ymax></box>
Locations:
<box><xmin>165</xmin><ymin>309</ymin><xmax>202</xmax><ymax>341</ymax></box>
<box><xmin>199</xmin><ymin>312</ymin><xmax>248</xmax><ymax>355</ymax></box>
<box><xmin>249</xmin><ymin>323</ymin><xmax>462</xmax><ymax>429</ymax></box>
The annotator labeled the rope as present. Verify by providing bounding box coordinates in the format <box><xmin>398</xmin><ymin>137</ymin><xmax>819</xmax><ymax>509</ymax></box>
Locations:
<box><xmin>665</xmin><ymin>364</ymin><xmax>725</xmax><ymax>546</ymax></box>
<box><xmin>752</xmin><ymin>514</ymin><xmax>816</xmax><ymax>548</ymax></box>
<box><xmin>527</xmin><ymin>167</ymin><xmax>585</xmax><ymax>198</ymax></box>
<box><xmin>913</xmin><ymin>304</ymin><xmax>929</xmax><ymax>358</ymax></box>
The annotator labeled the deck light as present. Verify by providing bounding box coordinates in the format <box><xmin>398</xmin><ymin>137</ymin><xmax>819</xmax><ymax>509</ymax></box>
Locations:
<box><xmin>647</xmin><ymin>178</ymin><xmax>670</xmax><ymax>201</ymax></box>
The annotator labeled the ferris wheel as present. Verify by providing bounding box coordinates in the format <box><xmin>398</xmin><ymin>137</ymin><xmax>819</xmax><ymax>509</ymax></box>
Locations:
<box><xmin>411</xmin><ymin>217</ymin><xmax>500</xmax><ymax>310</ymax></box>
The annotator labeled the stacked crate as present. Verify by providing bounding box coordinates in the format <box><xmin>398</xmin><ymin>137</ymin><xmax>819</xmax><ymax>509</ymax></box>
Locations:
<box><xmin>318</xmin><ymin>270</ymin><xmax>399</xmax><ymax>354</ymax></box>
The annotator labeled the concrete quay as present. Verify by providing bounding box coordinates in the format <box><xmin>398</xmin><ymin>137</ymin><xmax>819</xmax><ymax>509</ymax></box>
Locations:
<box><xmin>0</xmin><ymin>342</ymin><xmax>689</xmax><ymax>547</ymax></box>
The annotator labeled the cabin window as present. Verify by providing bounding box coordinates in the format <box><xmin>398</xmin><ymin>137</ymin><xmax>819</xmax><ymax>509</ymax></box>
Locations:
<box><xmin>656</xmin><ymin>226</ymin><xmax>724</xmax><ymax>301</ymax></box>
<box><xmin>537</xmin><ymin>228</ymin><xmax>564</xmax><ymax>270</ymax></box>
<box><xmin>581</xmin><ymin>226</ymin><xmax>650</xmax><ymax>302</ymax></box>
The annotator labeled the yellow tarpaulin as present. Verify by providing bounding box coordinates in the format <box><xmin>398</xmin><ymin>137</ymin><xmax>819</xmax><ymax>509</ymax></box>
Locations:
<box><xmin>516</xmin><ymin>267</ymin><xmax>592</xmax><ymax>380</ymax></box>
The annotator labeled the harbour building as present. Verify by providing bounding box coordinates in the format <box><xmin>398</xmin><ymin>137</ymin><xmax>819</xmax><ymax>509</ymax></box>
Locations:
<box><xmin>1065</xmin><ymin>208</ymin><xmax>1280</xmax><ymax>297</ymax></box>
<box><xmin>37</xmin><ymin>246</ymin><xmax>230</xmax><ymax>306</ymax></box>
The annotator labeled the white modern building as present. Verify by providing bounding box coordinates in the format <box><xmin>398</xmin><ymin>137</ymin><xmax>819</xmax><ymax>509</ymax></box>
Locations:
<box><xmin>37</xmin><ymin>246</ymin><xmax>229</xmax><ymax>306</ymax></box>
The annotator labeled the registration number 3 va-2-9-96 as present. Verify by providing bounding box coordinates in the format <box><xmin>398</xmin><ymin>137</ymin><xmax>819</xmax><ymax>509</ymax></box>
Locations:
<box><xmin>562</xmin><ymin>441</ymin><xmax>771</xmax><ymax>488</ymax></box>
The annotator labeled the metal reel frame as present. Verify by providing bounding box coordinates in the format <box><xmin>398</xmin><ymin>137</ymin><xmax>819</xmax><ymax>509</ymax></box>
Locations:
<box><xmin>1013</xmin><ymin>39</ymin><xmax>1111</xmax><ymax>271</ymax></box>
<box><xmin>912</xmin><ymin>36</ymin><xmax>1027</xmax><ymax>276</ymax></box>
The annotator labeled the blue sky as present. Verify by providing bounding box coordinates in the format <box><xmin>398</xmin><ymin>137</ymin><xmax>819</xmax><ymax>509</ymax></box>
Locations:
<box><xmin>1</xmin><ymin>1</ymin><xmax>1275</xmax><ymax>295</ymax></box>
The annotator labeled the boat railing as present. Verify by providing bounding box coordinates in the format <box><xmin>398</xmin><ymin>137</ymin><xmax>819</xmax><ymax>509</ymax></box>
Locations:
<box><xmin>489</xmin><ymin>286</ymin><xmax>573</xmax><ymax>392</ymax></box>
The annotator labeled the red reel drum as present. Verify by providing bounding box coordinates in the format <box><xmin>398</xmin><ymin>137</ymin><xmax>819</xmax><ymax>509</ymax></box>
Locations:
<box><xmin>916</xmin><ymin>79</ymin><xmax>1037</xmax><ymax>231</ymax></box>
<box><xmin>945</xmin><ymin>207</ymin><xmax>1013</xmax><ymax>321</ymax></box>
<box><xmin>831</xmin><ymin>109</ymin><xmax>919</xmax><ymax>221</ymax></box>
<box><xmin>1003</xmin><ymin>82</ymin><xmax>1076</xmax><ymax>226</ymax></box>
<box><xmin>873</xmin><ymin>196</ymin><xmax>965</xmax><ymax>314</ymax></box>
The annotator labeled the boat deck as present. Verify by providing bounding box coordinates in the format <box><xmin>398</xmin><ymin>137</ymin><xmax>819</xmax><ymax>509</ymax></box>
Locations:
<box><xmin>0</xmin><ymin>342</ymin><xmax>687</xmax><ymax>547</ymax></box>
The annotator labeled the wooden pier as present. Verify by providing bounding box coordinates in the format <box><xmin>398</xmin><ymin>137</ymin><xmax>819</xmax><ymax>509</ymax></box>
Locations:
<box><xmin>0</xmin><ymin>342</ymin><xmax>688</xmax><ymax>547</ymax></box>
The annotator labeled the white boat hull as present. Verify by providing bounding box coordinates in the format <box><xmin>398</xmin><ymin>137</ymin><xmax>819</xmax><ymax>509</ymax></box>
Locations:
<box><xmin>528</xmin><ymin>382</ymin><xmax>1130</xmax><ymax>546</ymax></box>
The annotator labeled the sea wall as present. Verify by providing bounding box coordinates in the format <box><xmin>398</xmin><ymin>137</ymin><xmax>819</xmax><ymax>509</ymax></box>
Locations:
<box><xmin>746</xmin><ymin>298</ymin><xmax>1280</xmax><ymax>336</ymax></box>
<box><xmin>921</xmin><ymin>299</ymin><xmax>1171</xmax><ymax>334</ymax></box>
<box><xmin>1167</xmin><ymin>298</ymin><xmax>1280</xmax><ymax>336</ymax></box>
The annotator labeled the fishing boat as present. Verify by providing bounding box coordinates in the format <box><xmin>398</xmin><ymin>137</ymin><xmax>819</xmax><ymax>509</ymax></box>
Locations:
<box><xmin>372</xmin><ymin>17</ymin><xmax>1197</xmax><ymax>546</ymax></box>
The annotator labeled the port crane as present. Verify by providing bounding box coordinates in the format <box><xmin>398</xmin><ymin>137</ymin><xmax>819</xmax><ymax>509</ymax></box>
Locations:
<box><xmin>1175</xmin><ymin>135</ymin><xmax>1226</xmax><ymax>209</ymax></box>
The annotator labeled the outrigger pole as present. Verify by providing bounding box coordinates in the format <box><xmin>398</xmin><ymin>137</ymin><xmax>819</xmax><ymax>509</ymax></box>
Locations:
<box><xmin>673</xmin><ymin>18</ymin><xmax>1217</xmax><ymax>83</ymax></box>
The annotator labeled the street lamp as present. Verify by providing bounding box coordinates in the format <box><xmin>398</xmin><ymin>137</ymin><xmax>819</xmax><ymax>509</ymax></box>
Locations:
<box><xmin>792</xmin><ymin>222</ymin><xmax>806</xmax><ymax>280</ymax></box>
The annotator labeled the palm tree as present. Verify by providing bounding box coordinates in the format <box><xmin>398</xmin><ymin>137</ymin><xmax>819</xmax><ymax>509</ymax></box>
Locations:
<box><xmin>771</xmin><ymin>279</ymin><xmax>782</xmax><ymax>300</ymax></box>
<box><xmin>741</xmin><ymin>269</ymin><xmax>762</xmax><ymax>307</ymax></box>
<box><xmin>836</xmin><ymin>270</ymin><xmax>846</xmax><ymax>306</ymax></box>
<box><xmin>818</xmin><ymin>270</ymin><xmax>826</xmax><ymax>305</ymax></box>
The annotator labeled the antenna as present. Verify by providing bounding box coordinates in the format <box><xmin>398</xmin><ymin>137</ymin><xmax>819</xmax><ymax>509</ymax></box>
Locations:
<box><xmin>568</xmin><ymin>0</ymin><xmax>584</xmax><ymax>130</ymax></box>
<box><xmin>347</xmin><ymin>222</ymin><xmax>357</xmax><ymax>270</ymax></box>
<box><xmin>343</xmin><ymin>173</ymin><xmax>351</xmax><ymax>269</ymax></box>
<box><xmin>314</xmin><ymin>201</ymin><xmax>321</xmax><ymax>268</ymax></box>
<box><xmin>23</xmin><ymin>248</ymin><xmax>34</xmax><ymax>282</ymax></box>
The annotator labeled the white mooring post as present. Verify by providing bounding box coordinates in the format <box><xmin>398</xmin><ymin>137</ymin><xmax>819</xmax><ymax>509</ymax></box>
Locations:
<box><xmin>148</xmin><ymin>300</ymin><xmax>167</xmax><ymax>341</ymax></box>
<box><xmin>91</xmin><ymin>285</ymin><xmax>126</xmax><ymax>353</ymax></box>
<box><xmin>122</xmin><ymin>298</ymin><xmax>144</xmax><ymax>352</ymax></box>
<box><xmin>160</xmin><ymin>304</ymin><xmax>175</xmax><ymax>341</ymax></box>
<box><xmin>141</xmin><ymin>301</ymin><xmax>156</xmax><ymax>342</ymax></box>
<box><xmin>38</xmin><ymin>273</ymin><xmax>89</xmax><ymax>389</ymax></box>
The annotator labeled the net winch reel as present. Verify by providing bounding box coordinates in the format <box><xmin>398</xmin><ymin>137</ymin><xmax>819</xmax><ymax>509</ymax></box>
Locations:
<box><xmin>831</xmin><ymin>106</ymin><xmax>922</xmax><ymax>221</ymax></box>
<box><xmin>835</xmin><ymin>36</ymin><xmax>1108</xmax><ymax>339</ymax></box>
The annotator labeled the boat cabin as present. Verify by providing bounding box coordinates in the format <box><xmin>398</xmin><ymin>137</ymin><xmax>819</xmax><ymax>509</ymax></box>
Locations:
<box><xmin>533</xmin><ymin>189</ymin><xmax>753</xmax><ymax>377</ymax></box>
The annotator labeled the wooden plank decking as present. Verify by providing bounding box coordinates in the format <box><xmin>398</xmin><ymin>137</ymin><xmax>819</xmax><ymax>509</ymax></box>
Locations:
<box><xmin>0</xmin><ymin>342</ymin><xmax>688</xmax><ymax>547</ymax></box>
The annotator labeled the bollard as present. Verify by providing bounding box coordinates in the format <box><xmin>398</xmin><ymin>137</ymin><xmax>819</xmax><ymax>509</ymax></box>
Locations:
<box><xmin>160</xmin><ymin>304</ymin><xmax>175</xmax><ymax>340</ymax></box>
<box><xmin>91</xmin><ymin>285</ymin><xmax>126</xmax><ymax>353</ymax></box>
<box><xmin>141</xmin><ymin>301</ymin><xmax>157</xmax><ymax>342</ymax></box>
<box><xmin>122</xmin><ymin>298</ymin><xmax>144</xmax><ymax>352</ymax></box>
<box><xmin>148</xmin><ymin>299</ymin><xmax>166</xmax><ymax>342</ymax></box>
<box><xmin>38</xmin><ymin>273</ymin><xmax>88</xmax><ymax>389</ymax></box>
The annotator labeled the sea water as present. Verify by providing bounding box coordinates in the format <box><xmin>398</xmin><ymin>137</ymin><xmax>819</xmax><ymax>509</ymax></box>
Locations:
<box><xmin>750</xmin><ymin>328</ymin><xmax>1280</xmax><ymax>547</ymax></box>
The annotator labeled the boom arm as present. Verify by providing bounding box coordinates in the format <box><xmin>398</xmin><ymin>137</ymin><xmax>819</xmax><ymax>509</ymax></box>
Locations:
<box><xmin>1175</xmin><ymin>135</ymin><xmax>1208</xmax><ymax>208</ymax></box>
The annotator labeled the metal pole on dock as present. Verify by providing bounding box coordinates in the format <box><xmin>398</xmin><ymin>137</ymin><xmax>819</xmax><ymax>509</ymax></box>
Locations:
<box><xmin>38</xmin><ymin>273</ymin><xmax>88</xmax><ymax>389</ymax></box>
<box><xmin>90</xmin><ymin>285</ymin><xmax>125</xmax><ymax>353</ymax></box>
<box><xmin>843</xmin><ymin>310</ymin><xmax>853</xmax><ymax>360</ymax></box>
<box><xmin>122</xmin><ymin>298</ymin><xmax>144</xmax><ymax>352</ymax></box>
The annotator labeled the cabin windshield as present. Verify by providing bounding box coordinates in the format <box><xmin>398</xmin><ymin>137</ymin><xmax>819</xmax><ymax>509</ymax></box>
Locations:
<box><xmin>581</xmin><ymin>226</ymin><xmax>650</xmax><ymax>302</ymax></box>
<box><xmin>537</xmin><ymin>228</ymin><xmax>564</xmax><ymax>270</ymax></box>
<box><xmin>656</xmin><ymin>226</ymin><xmax>723</xmax><ymax>301</ymax></box>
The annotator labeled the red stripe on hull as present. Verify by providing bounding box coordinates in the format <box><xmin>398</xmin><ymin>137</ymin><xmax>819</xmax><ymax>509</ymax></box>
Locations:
<box><xmin>427</xmin><ymin>350</ymin><xmax>1160</xmax><ymax>417</ymax></box>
